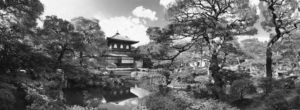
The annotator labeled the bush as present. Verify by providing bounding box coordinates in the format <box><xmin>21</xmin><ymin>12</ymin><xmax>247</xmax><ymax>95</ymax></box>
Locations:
<box><xmin>258</xmin><ymin>77</ymin><xmax>296</xmax><ymax>95</ymax></box>
<box><xmin>143</xmin><ymin>93</ymin><xmax>190</xmax><ymax>110</ymax></box>
<box><xmin>66</xmin><ymin>105</ymin><xmax>107</xmax><ymax>110</ymax></box>
<box><xmin>187</xmin><ymin>99</ymin><xmax>239</xmax><ymax>110</ymax></box>
<box><xmin>230</xmin><ymin>79</ymin><xmax>256</xmax><ymax>101</ymax></box>
<box><xmin>0</xmin><ymin>89</ymin><xmax>16</xmax><ymax>110</ymax></box>
<box><xmin>289</xmin><ymin>96</ymin><xmax>300</xmax><ymax>109</ymax></box>
<box><xmin>219</xmin><ymin>69</ymin><xmax>251</xmax><ymax>84</ymax></box>
<box><xmin>194</xmin><ymin>76</ymin><xmax>209</xmax><ymax>84</ymax></box>
<box><xmin>264</xmin><ymin>90</ymin><xmax>289</xmax><ymax>110</ymax></box>
<box><xmin>294</xmin><ymin>79</ymin><xmax>300</xmax><ymax>88</ymax></box>
<box><xmin>194</xmin><ymin>68</ymin><xmax>208</xmax><ymax>75</ymax></box>
<box><xmin>138</xmin><ymin>77</ymin><xmax>160</xmax><ymax>92</ymax></box>
<box><xmin>193</xmin><ymin>76</ymin><xmax>210</xmax><ymax>92</ymax></box>
<box><xmin>182</xmin><ymin>75</ymin><xmax>195</xmax><ymax>83</ymax></box>
<box><xmin>144</xmin><ymin>95</ymin><xmax>180</xmax><ymax>110</ymax></box>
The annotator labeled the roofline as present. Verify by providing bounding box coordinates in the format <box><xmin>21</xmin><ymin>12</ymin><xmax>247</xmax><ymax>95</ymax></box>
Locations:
<box><xmin>107</xmin><ymin>37</ymin><xmax>139</xmax><ymax>44</ymax></box>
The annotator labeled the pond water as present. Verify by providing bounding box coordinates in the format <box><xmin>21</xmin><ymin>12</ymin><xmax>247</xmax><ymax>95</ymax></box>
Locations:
<box><xmin>63</xmin><ymin>85</ymin><xmax>151</xmax><ymax>110</ymax></box>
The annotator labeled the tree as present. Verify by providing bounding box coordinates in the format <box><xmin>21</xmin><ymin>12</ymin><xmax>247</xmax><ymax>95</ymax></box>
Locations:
<box><xmin>136</xmin><ymin>38</ymin><xmax>174</xmax><ymax>68</ymax></box>
<box><xmin>259</xmin><ymin>0</ymin><xmax>300</xmax><ymax>78</ymax></box>
<box><xmin>272</xmin><ymin>30</ymin><xmax>300</xmax><ymax>75</ymax></box>
<box><xmin>230</xmin><ymin>79</ymin><xmax>256</xmax><ymax>100</ymax></box>
<box><xmin>0</xmin><ymin>0</ymin><xmax>44</xmax><ymax>32</ymax></box>
<box><xmin>0</xmin><ymin>1</ymin><xmax>48</xmax><ymax>109</ymax></box>
<box><xmin>241</xmin><ymin>38</ymin><xmax>267</xmax><ymax>59</ymax></box>
<box><xmin>145</xmin><ymin>26</ymin><xmax>187</xmax><ymax>65</ymax></box>
<box><xmin>39</xmin><ymin>16</ymin><xmax>82</xmax><ymax>68</ymax></box>
<box><xmin>135</xmin><ymin>27</ymin><xmax>175</xmax><ymax>69</ymax></box>
<box><xmin>240</xmin><ymin>38</ymin><xmax>267</xmax><ymax>74</ymax></box>
<box><xmin>0</xmin><ymin>0</ymin><xmax>44</xmax><ymax>73</ymax></box>
<box><xmin>143</xmin><ymin>93</ymin><xmax>190</xmax><ymax>110</ymax></box>
<box><xmin>71</xmin><ymin>17</ymin><xmax>107</xmax><ymax>68</ymax></box>
<box><xmin>166</xmin><ymin>0</ymin><xmax>258</xmax><ymax>98</ymax></box>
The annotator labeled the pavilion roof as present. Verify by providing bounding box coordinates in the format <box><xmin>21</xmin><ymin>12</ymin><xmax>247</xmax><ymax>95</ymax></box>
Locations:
<box><xmin>107</xmin><ymin>32</ymin><xmax>139</xmax><ymax>44</ymax></box>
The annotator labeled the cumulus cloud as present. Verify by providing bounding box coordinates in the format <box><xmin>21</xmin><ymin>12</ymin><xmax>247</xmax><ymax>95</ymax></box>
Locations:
<box><xmin>40</xmin><ymin>0</ymin><xmax>99</xmax><ymax>20</ymax></box>
<box><xmin>132</xmin><ymin>6</ymin><xmax>158</xmax><ymax>21</ymax></box>
<box><xmin>250</xmin><ymin>0</ymin><xmax>260</xmax><ymax>6</ymax></box>
<box><xmin>159</xmin><ymin>0</ymin><xmax>176</xmax><ymax>8</ymax></box>
<box><xmin>99</xmin><ymin>16</ymin><xmax>150</xmax><ymax>46</ymax></box>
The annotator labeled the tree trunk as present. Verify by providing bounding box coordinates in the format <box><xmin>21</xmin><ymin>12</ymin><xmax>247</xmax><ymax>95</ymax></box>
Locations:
<box><xmin>266</xmin><ymin>47</ymin><xmax>273</xmax><ymax>78</ymax></box>
<box><xmin>209</xmin><ymin>53</ymin><xmax>222</xmax><ymax>87</ymax></box>
<box><xmin>209</xmin><ymin>52</ymin><xmax>225</xmax><ymax>99</ymax></box>
<box><xmin>265</xmin><ymin>46</ymin><xmax>273</xmax><ymax>94</ymax></box>
<box><xmin>57</xmin><ymin>45</ymin><xmax>67</xmax><ymax>68</ymax></box>
<box><xmin>79</xmin><ymin>51</ymin><xmax>83</xmax><ymax>67</ymax></box>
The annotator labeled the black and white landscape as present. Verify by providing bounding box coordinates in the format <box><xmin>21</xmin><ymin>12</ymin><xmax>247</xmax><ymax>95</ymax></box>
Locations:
<box><xmin>1</xmin><ymin>0</ymin><xmax>300</xmax><ymax>110</ymax></box>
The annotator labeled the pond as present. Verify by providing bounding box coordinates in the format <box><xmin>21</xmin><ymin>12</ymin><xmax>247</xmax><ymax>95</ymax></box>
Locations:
<box><xmin>63</xmin><ymin>85</ymin><xmax>151</xmax><ymax>110</ymax></box>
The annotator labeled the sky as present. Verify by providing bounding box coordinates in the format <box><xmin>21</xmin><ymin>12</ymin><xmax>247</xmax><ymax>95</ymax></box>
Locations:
<box><xmin>40</xmin><ymin>0</ymin><xmax>269</xmax><ymax>46</ymax></box>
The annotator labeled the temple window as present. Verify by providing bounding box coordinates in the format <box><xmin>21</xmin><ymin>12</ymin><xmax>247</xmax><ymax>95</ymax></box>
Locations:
<box><xmin>120</xmin><ymin>44</ymin><xmax>123</xmax><ymax>49</ymax></box>
<box><xmin>126</xmin><ymin>45</ymin><xmax>129</xmax><ymax>49</ymax></box>
<box><xmin>114</xmin><ymin>44</ymin><xmax>117</xmax><ymax>48</ymax></box>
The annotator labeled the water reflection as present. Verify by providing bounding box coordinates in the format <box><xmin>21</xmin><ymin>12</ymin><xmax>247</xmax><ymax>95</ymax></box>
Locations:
<box><xmin>98</xmin><ymin>98</ymin><xmax>139</xmax><ymax>110</ymax></box>
<box><xmin>63</xmin><ymin>86</ymin><xmax>150</xmax><ymax>110</ymax></box>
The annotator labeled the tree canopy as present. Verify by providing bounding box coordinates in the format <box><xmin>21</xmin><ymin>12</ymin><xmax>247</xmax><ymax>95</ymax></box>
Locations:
<box><xmin>259</xmin><ymin>0</ymin><xmax>300</xmax><ymax>78</ymax></box>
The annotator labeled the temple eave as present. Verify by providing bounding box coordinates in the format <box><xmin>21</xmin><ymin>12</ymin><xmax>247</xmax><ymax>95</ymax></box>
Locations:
<box><xmin>107</xmin><ymin>37</ymin><xmax>139</xmax><ymax>44</ymax></box>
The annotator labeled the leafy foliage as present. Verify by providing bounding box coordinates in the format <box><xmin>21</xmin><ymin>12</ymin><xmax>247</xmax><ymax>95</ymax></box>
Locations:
<box><xmin>0</xmin><ymin>89</ymin><xmax>16</xmax><ymax>110</ymax></box>
<box><xmin>143</xmin><ymin>93</ymin><xmax>190</xmax><ymax>110</ymax></box>
<box><xmin>219</xmin><ymin>69</ymin><xmax>251</xmax><ymax>85</ymax></box>
<box><xmin>163</xmin><ymin>0</ymin><xmax>259</xmax><ymax>97</ymax></box>
<box><xmin>241</xmin><ymin>38</ymin><xmax>267</xmax><ymax>59</ymax></box>
<box><xmin>187</xmin><ymin>99</ymin><xmax>239</xmax><ymax>110</ymax></box>
<box><xmin>230</xmin><ymin>79</ymin><xmax>256</xmax><ymax>100</ymax></box>
<box><xmin>259</xmin><ymin>0</ymin><xmax>300</xmax><ymax>78</ymax></box>
<box><xmin>38</xmin><ymin>16</ymin><xmax>81</xmax><ymax>67</ymax></box>
<box><xmin>264</xmin><ymin>90</ymin><xmax>289</xmax><ymax>110</ymax></box>
<box><xmin>71</xmin><ymin>17</ymin><xmax>107</xmax><ymax>68</ymax></box>
<box><xmin>0</xmin><ymin>0</ymin><xmax>44</xmax><ymax>31</ymax></box>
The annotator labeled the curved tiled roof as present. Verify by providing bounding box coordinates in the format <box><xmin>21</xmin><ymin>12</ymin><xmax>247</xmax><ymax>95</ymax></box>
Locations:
<box><xmin>107</xmin><ymin>32</ymin><xmax>139</xmax><ymax>44</ymax></box>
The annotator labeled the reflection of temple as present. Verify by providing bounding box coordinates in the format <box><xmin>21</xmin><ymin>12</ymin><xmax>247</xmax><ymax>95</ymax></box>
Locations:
<box><xmin>63</xmin><ymin>87</ymin><xmax>137</xmax><ymax>106</ymax></box>
<box><xmin>104</xmin><ymin>88</ymin><xmax>136</xmax><ymax>102</ymax></box>
<box><xmin>104</xmin><ymin>32</ymin><xmax>139</xmax><ymax>68</ymax></box>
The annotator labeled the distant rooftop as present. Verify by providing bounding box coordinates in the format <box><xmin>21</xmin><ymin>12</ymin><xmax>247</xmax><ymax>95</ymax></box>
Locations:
<box><xmin>107</xmin><ymin>32</ymin><xmax>139</xmax><ymax>44</ymax></box>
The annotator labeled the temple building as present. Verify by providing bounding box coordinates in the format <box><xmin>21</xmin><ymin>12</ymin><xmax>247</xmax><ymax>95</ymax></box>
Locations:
<box><xmin>104</xmin><ymin>32</ymin><xmax>139</xmax><ymax>68</ymax></box>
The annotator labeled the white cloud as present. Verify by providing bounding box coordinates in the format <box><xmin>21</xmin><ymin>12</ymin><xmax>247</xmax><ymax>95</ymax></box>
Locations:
<box><xmin>40</xmin><ymin>0</ymin><xmax>101</xmax><ymax>20</ymax></box>
<box><xmin>99</xmin><ymin>16</ymin><xmax>150</xmax><ymax>46</ymax></box>
<box><xmin>159</xmin><ymin>0</ymin><xmax>176</xmax><ymax>8</ymax></box>
<box><xmin>132</xmin><ymin>6</ymin><xmax>158</xmax><ymax>21</ymax></box>
<box><xmin>250</xmin><ymin>0</ymin><xmax>260</xmax><ymax>6</ymax></box>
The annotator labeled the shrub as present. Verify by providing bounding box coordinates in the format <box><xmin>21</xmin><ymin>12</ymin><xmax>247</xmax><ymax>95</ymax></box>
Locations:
<box><xmin>182</xmin><ymin>75</ymin><xmax>195</xmax><ymax>83</ymax></box>
<box><xmin>264</xmin><ymin>90</ymin><xmax>289</xmax><ymax>110</ymax></box>
<box><xmin>144</xmin><ymin>95</ymin><xmax>179</xmax><ymax>110</ymax></box>
<box><xmin>294</xmin><ymin>79</ymin><xmax>300</xmax><ymax>88</ymax></box>
<box><xmin>0</xmin><ymin>89</ymin><xmax>16</xmax><ymax>110</ymax></box>
<box><xmin>194</xmin><ymin>76</ymin><xmax>209</xmax><ymax>84</ymax></box>
<box><xmin>138</xmin><ymin>78</ymin><xmax>160</xmax><ymax>92</ymax></box>
<box><xmin>219</xmin><ymin>69</ymin><xmax>251</xmax><ymax>84</ymax></box>
<box><xmin>230</xmin><ymin>79</ymin><xmax>256</xmax><ymax>101</ymax></box>
<box><xmin>66</xmin><ymin>105</ymin><xmax>107</xmax><ymax>110</ymax></box>
<box><xmin>194</xmin><ymin>68</ymin><xmax>208</xmax><ymax>75</ymax></box>
<box><xmin>289</xmin><ymin>96</ymin><xmax>300</xmax><ymax>109</ymax></box>
<box><xmin>193</xmin><ymin>76</ymin><xmax>210</xmax><ymax>94</ymax></box>
<box><xmin>258</xmin><ymin>77</ymin><xmax>296</xmax><ymax>95</ymax></box>
<box><xmin>143</xmin><ymin>93</ymin><xmax>190</xmax><ymax>110</ymax></box>
<box><xmin>297</xmin><ymin>88</ymin><xmax>300</xmax><ymax>94</ymax></box>
<box><xmin>187</xmin><ymin>99</ymin><xmax>239</xmax><ymax>110</ymax></box>
<box><xmin>24</xmin><ymin>82</ymin><xmax>66</xmax><ymax>110</ymax></box>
